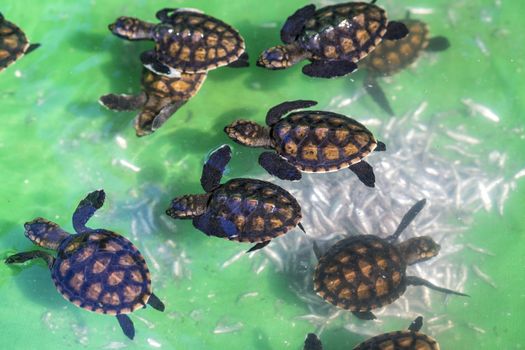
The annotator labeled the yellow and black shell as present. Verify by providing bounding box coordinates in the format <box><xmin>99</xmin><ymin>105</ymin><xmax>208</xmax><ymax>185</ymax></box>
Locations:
<box><xmin>270</xmin><ymin>111</ymin><xmax>378</xmax><ymax>173</ymax></box>
<box><xmin>354</xmin><ymin>328</ymin><xmax>439</xmax><ymax>350</ymax></box>
<box><xmin>0</xmin><ymin>14</ymin><xmax>31</xmax><ymax>72</ymax></box>
<box><xmin>201</xmin><ymin>178</ymin><xmax>302</xmax><ymax>242</ymax></box>
<box><xmin>51</xmin><ymin>230</ymin><xmax>152</xmax><ymax>315</ymax></box>
<box><xmin>361</xmin><ymin>19</ymin><xmax>430</xmax><ymax>76</ymax></box>
<box><xmin>155</xmin><ymin>10</ymin><xmax>245</xmax><ymax>73</ymax></box>
<box><xmin>298</xmin><ymin>2</ymin><xmax>387</xmax><ymax>63</ymax></box>
<box><xmin>314</xmin><ymin>235</ymin><xmax>407</xmax><ymax>312</ymax></box>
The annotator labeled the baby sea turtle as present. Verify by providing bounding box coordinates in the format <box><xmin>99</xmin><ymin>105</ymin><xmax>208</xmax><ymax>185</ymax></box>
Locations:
<box><xmin>0</xmin><ymin>12</ymin><xmax>40</xmax><ymax>72</ymax></box>
<box><xmin>313</xmin><ymin>199</ymin><xmax>467</xmax><ymax>320</ymax></box>
<box><xmin>256</xmin><ymin>1</ymin><xmax>409</xmax><ymax>78</ymax></box>
<box><xmin>166</xmin><ymin>144</ymin><xmax>304</xmax><ymax>252</ymax></box>
<box><xmin>109</xmin><ymin>8</ymin><xmax>248</xmax><ymax>78</ymax></box>
<box><xmin>99</xmin><ymin>68</ymin><xmax>207</xmax><ymax>136</ymax></box>
<box><xmin>303</xmin><ymin>317</ymin><xmax>439</xmax><ymax>349</ymax></box>
<box><xmin>4</xmin><ymin>190</ymin><xmax>165</xmax><ymax>339</ymax></box>
<box><xmin>224</xmin><ymin>100</ymin><xmax>385</xmax><ymax>187</ymax></box>
<box><xmin>361</xmin><ymin>15</ymin><xmax>450</xmax><ymax>115</ymax></box>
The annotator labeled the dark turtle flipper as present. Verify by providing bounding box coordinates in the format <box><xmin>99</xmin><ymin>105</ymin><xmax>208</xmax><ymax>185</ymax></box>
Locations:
<box><xmin>375</xmin><ymin>141</ymin><xmax>386</xmax><ymax>152</ymax></box>
<box><xmin>116</xmin><ymin>314</ymin><xmax>135</xmax><ymax>340</ymax></box>
<box><xmin>141</xmin><ymin>50</ymin><xmax>180</xmax><ymax>77</ymax></box>
<box><xmin>384</xmin><ymin>21</ymin><xmax>409</xmax><ymax>40</ymax></box>
<box><xmin>408</xmin><ymin>316</ymin><xmax>423</xmax><ymax>332</ymax></box>
<box><xmin>26</xmin><ymin>43</ymin><xmax>41</xmax><ymax>55</ymax></box>
<box><xmin>99</xmin><ymin>93</ymin><xmax>147</xmax><ymax>111</ymax></box>
<box><xmin>386</xmin><ymin>199</ymin><xmax>426</xmax><ymax>242</ymax></box>
<box><xmin>258</xmin><ymin>152</ymin><xmax>302</xmax><ymax>181</ymax></box>
<box><xmin>155</xmin><ymin>8</ymin><xmax>177</xmax><ymax>22</ymax></box>
<box><xmin>150</xmin><ymin>100</ymin><xmax>187</xmax><ymax>130</ymax></box>
<box><xmin>201</xmin><ymin>145</ymin><xmax>232</xmax><ymax>193</ymax></box>
<box><xmin>72</xmin><ymin>190</ymin><xmax>106</xmax><ymax>234</ymax></box>
<box><xmin>349</xmin><ymin>161</ymin><xmax>375</xmax><ymax>187</ymax></box>
<box><xmin>406</xmin><ymin>276</ymin><xmax>469</xmax><ymax>297</ymax></box>
<box><xmin>266</xmin><ymin>100</ymin><xmax>318</xmax><ymax>126</ymax></box>
<box><xmin>426</xmin><ymin>36</ymin><xmax>451</xmax><ymax>52</ymax></box>
<box><xmin>303</xmin><ymin>333</ymin><xmax>323</xmax><ymax>350</ymax></box>
<box><xmin>247</xmin><ymin>240</ymin><xmax>270</xmax><ymax>253</ymax></box>
<box><xmin>298</xmin><ymin>222</ymin><xmax>306</xmax><ymax>233</ymax></box>
<box><xmin>24</xmin><ymin>218</ymin><xmax>69</xmax><ymax>250</ymax></box>
<box><xmin>147</xmin><ymin>293</ymin><xmax>165</xmax><ymax>311</ymax></box>
<box><xmin>280</xmin><ymin>4</ymin><xmax>316</xmax><ymax>44</ymax></box>
<box><xmin>302</xmin><ymin>60</ymin><xmax>358</xmax><ymax>78</ymax></box>
<box><xmin>352</xmin><ymin>310</ymin><xmax>376</xmax><ymax>320</ymax></box>
<box><xmin>5</xmin><ymin>250</ymin><xmax>55</xmax><ymax>269</ymax></box>
<box><xmin>0</xmin><ymin>12</ymin><xmax>4</xmax><ymax>22</ymax></box>
<box><xmin>227</xmin><ymin>52</ymin><xmax>250</xmax><ymax>68</ymax></box>
<box><xmin>363</xmin><ymin>74</ymin><xmax>395</xmax><ymax>116</ymax></box>
<box><xmin>192</xmin><ymin>214</ymin><xmax>211</xmax><ymax>236</ymax></box>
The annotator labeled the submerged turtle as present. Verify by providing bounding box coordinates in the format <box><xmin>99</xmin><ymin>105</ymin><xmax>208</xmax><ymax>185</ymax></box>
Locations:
<box><xmin>303</xmin><ymin>317</ymin><xmax>439</xmax><ymax>349</ymax></box>
<box><xmin>166</xmin><ymin>144</ymin><xmax>304</xmax><ymax>252</ymax></box>
<box><xmin>256</xmin><ymin>1</ymin><xmax>408</xmax><ymax>78</ymax></box>
<box><xmin>313</xmin><ymin>199</ymin><xmax>467</xmax><ymax>320</ymax></box>
<box><xmin>224</xmin><ymin>100</ymin><xmax>385</xmax><ymax>187</ymax></box>
<box><xmin>0</xmin><ymin>12</ymin><xmax>40</xmax><ymax>72</ymax></box>
<box><xmin>361</xmin><ymin>15</ymin><xmax>450</xmax><ymax>115</ymax></box>
<box><xmin>5</xmin><ymin>190</ymin><xmax>165</xmax><ymax>339</ymax></box>
<box><xmin>99</xmin><ymin>68</ymin><xmax>207</xmax><ymax>136</ymax></box>
<box><xmin>109</xmin><ymin>8</ymin><xmax>248</xmax><ymax>77</ymax></box>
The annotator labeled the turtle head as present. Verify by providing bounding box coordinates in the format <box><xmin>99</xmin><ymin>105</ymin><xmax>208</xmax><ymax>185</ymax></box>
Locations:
<box><xmin>256</xmin><ymin>44</ymin><xmax>305</xmax><ymax>70</ymax></box>
<box><xmin>224</xmin><ymin>120</ymin><xmax>272</xmax><ymax>148</ymax></box>
<box><xmin>166</xmin><ymin>194</ymin><xmax>209</xmax><ymax>219</ymax></box>
<box><xmin>397</xmin><ymin>236</ymin><xmax>440</xmax><ymax>265</ymax></box>
<box><xmin>109</xmin><ymin>16</ymin><xmax>154</xmax><ymax>40</ymax></box>
<box><xmin>24</xmin><ymin>218</ymin><xmax>70</xmax><ymax>251</ymax></box>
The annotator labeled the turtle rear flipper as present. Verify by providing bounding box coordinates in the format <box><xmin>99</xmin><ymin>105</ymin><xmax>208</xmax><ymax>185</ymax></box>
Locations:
<box><xmin>72</xmin><ymin>190</ymin><xmax>106</xmax><ymax>233</ymax></box>
<box><xmin>99</xmin><ymin>93</ymin><xmax>147</xmax><ymax>111</ymax></box>
<box><xmin>5</xmin><ymin>250</ymin><xmax>55</xmax><ymax>269</ymax></box>
<box><xmin>258</xmin><ymin>152</ymin><xmax>301</xmax><ymax>181</ymax></box>
<box><xmin>349</xmin><ymin>160</ymin><xmax>375</xmax><ymax>187</ymax></box>
<box><xmin>363</xmin><ymin>74</ymin><xmax>395</xmax><ymax>116</ymax></box>
<box><xmin>246</xmin><ymin>240</ymin><xmax>270</xmax><ymax>253</ymax></box>
<box><xmin>266</xmin><ymin>99</ymin><xmax>317</xmax><ymax>126</ymax></box>
<box><xmin>201</xmin><ymin>145</ymin><xmax>232</xmax><ymax>192</ymax></box>
<box><xmin>147</xmin><ymin>293</ymin><xmax>165</xmax><ymax>311</ymax></box>
<box><xmin>408</xmin><ymin>316</ymin><xmax>424</xmax><ymax>332</ymax></box>
<box><xmin>384</xmin><ymin>21</ymin><xmax>409</xmax><ymax>40</ymax></box>
<box><xmin>280</xmin><ymin>4</ymin><xmax>316</xmax><ymax>44</ymax></box>
<box><xmin>352</xmin><ymin>310</ymin><xmax>376</xmax><ymax>320</ymax></box>
<box><xmin>302</xmin><ymin>60</ymin><xmax>357</xmax><ymax>78</ymax></box>
<box><xmin>426</xmin><ymin>36</ymin><xmax>450</xmax><ymax>52</ymax></box>
<box><xmin>25</xmin><ymin>43</ymin><xmax>40</xmax><ymax>55</ymax></box>
<box><xmin>116</xmin><ymin>314</ymin><xmax>135</xmax><ymax>340</ymax></box>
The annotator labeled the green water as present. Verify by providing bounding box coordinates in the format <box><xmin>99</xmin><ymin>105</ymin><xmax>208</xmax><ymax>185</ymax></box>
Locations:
<box><xmin>1</xmin><ymin>0</ymin><xmax>524</xmax><ymax>349</ymax></box>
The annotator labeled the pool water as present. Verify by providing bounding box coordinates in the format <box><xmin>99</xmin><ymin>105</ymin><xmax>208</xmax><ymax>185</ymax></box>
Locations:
<box><xmin>1</xmin><ymin>0</ymin><xmax>524</xmax><ymax>349</ymax></box>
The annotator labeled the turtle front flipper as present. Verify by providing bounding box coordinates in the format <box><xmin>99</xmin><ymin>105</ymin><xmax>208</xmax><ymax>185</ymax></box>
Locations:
<box><xmin>24</xmin><ymin>218</ymin><xmax>69</xmax><ymax>250</ymax></box>
<box><xmin>227</xmin><ymin>52</ymin><xmax>250</xmax><ymax>68</ymax></box>
<box><xmin>72</xmin><ymin>190</ymin><xmax>106</xmax><ymax>234</ymax></box>
<box><xmin>408</xmin><ymin>316</ymin><xmax>424</xmax><ymax>332</ymax></box>
<box><xmin>155</xmin><ymin>8</ymin><xmax>177</xmax><ymax>22</ymax></box>
<box><xmin>352</xmin><ymin>310</ymin><xmax>376</xmax><ymax>320</ymax></box>
<box><xmin>303</xmin><ymin>333</ymin><xmax>323</xmax><ymax>350</ymax></box>
<box><xmin>386</xmin><ymin>199</ymin><xmax>426</xmax><ymax>242</ymax></box>
<box><xmin>246</xmin><ymin>240</ymin><xmax>270</xmax><ymax>253</ymax></box>
<box><xmin>258</xmin><ymin>152</ymin><xmax>302</xmax><ymax>181</ymax></box>
<box><xmin>5</xmin><ymin>250</ymin><xmax>55</xmax><ymax>269</ymax></box>
<box><xmin>141</xmin><ymin>50</ymin><xmax>181</xmax><ymax>78</ymax></box>
<box><xmin>406</xmin><ymin>276</ymin><xmax>469</xmax><ymax>297</ymax></box>
<box><xmin>363</xmin><ymin>74</ymin><xmax>395</xmax><ymax>116</ymax></box>
<box><xmin>116</xmin><ymin>314</ymin><xmax>135</xmax><ymax>339</ymax></box>
<box><xmin>280</xmin><ymin>4</ymin><xmax>316</xmax><ymax>44</ymax></box>
<box><xmin>349</xmin><ymin>160</ymin><xmax>375</xmax><ymax>187</ymax></box>
<box><xmin>25</xmin><ymin>43</ymin><xmax>40</xmax><ymax>55</ymax></box>
<box><xmin>134</xmin><ymin>100</ymin><xmax>187</xmax><ymax>137</ymax></box>
<box><xmin>201</xmin><ymin>145</ymin><xmax>232</xmax><ymax>192</ymax></box>
<box><xmin>266</xmin><ymin>99</ymin><xmax>317</xmax><ymax>126</ymax></box>
<box><xmin>99</xmin><ymin>93</ymin><xmax>147</xmax><ymax>111</ymax></box>
<box><xmin>302</xmin><ymin>60</ymin><xmax>358</xmax><ymax>79</ymax></box>
<box><xmin>384</xmin><ymin>21</ymin><xmax>409</xmax><ymax>40</ymax></box>
<box><xmin>147</xmin><ymin>293</ymin><xmax>165</xmax><ymax>311</ymax></box>
<box><xmin>426</xmin><ymin>36</ymin><xmax>450</xmax><ymax>52</ymax></box>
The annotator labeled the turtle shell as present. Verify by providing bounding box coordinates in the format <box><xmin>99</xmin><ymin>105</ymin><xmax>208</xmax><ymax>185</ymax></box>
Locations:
<box><xmin>361</xmin><ymin>19</ymin><xmax>430</xmax><ymax>76</ymax></box>
<box><xmin>141</xmin><ymin>68</ymin><xmax>207</xmax><ymax>101</ymax></box>
<box><xmin>154</xmin><ymin>10</ymin><xmax>245</xmax><ymax>73</ymax></box>
<box><xmin>313</xmin><ymin>235</ymin><xmax>407</xmax><ymax>312</ymax></box>
<box><xmin>0</xmin><ymin>15</ymin><xmax>30</xmax><ymax>72</ymax></box>
<box><xmin>270</xmin><ymin>111</ymin><xmax>378</xmax><ymax>172</ymax></box>
<box><xmin>298</xmin><ymin>2</ymin><xmax>387</xmax><ymax>63</ymax></box>
<box><xmin>51</xmin><ymin>230</ymin><xmax>152</xmax><ymax>315</ymax></box>
<box><xmin>354</xmin><ymin>329</ymin><xmax>439</xmax><ymax>350</ymax></box>
<box><xmin>200</xmin><ymin>178</ymin><xmax>302</xmax><ymax>242</ymax></box>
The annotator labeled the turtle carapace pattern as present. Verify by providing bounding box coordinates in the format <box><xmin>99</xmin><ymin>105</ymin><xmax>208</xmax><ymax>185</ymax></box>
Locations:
<box><xmin>99</xmin><ymin>68</ymin><xmax>207</xmax><ymax>136</ymax></box>
<box><xmin>313</xmin><ymin>199</ymin><xmax>468</xmax><ymax>320</ymax></box>
<box><xmin>354</xmin><ymin>316</ymin><xmax>440</xmax><ymax>349</ymax></box>
<box><xmin>224</xmin><ymin>100</ymin><xmax>386</xmax><ymax>187</ymax></box>
<box><xmin>109</xmin><ymin>8</ymin><xmax>248</xmax><ymax>77</ymax></box>
<box><xmin>0</xmin><ymin>12</ymin><xmax>40</xmax><ymax>72</ymax></box>
<box><xmin>4</xmin><ymin>190</ymin><xmax>165</xmax><ymax>339</ymax></box>
<box><xmin>361</xmin><ymin>15</ymin><xmax>450</xmax><ymax>115</ymax></box>
<box><xmin>256</xmin><ymin>2</ymin><xmax>409</xmax><ymax>78</ymax></box>
<box><xmin>166</xmin><ymin>144</ymin><xmax>304</xmax><ymax>252</ymax></box>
